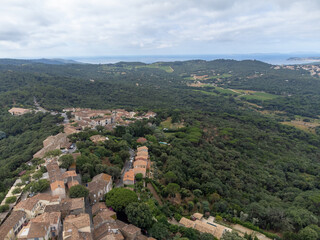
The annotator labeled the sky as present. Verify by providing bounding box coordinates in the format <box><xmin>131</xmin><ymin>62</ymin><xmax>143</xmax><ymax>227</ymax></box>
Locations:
<box><xmin>0</xmin><ymin>0</ymin><xmax>320</xmax><ymax>58</ymax></box>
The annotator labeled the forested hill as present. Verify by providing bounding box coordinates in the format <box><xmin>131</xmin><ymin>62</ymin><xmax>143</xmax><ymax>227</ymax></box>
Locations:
<box><xmin>1</xmin><ymin>59</ymin><xmax>320</xmax><ymax>238</ymax></box>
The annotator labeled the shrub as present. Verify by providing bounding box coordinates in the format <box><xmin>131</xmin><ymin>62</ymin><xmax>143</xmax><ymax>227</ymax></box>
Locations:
<box><xmin>5</xmin><ymin>196</ymin><xmax>17</xmax><ymax>204</ymax></box>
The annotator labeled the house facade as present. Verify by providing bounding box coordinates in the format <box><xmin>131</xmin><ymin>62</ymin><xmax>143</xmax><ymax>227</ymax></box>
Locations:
<box><xmin>87</xmin><ymin>173</ymin><xmax>112</xmax><ymax>204</ymax></box>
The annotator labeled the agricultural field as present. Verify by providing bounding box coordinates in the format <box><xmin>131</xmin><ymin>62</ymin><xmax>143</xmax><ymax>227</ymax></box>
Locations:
<box><xmin>136</xmin><ymin>63</ymin><xmax>174</xmax><ymax>73</ymax></box>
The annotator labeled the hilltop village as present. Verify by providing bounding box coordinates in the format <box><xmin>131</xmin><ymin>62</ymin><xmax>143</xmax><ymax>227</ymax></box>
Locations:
<box><xmin>0</xmin><ymin>108</ymin><xmax>276</xmax><ymax>240</ymax></box>
<box><xmin>0</xmin><ymin>108</ymin><xmax>159</xmax><ymax>240</ymax></box>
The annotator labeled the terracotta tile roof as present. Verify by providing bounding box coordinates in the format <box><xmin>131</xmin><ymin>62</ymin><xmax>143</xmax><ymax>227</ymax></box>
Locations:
<box><xmin>63</xmin><ymin>170</ymin><xmax>77</xmax><ymax>179</ymax></box>
<box><xmin>193</xmin><ymin>213</ymin><xmax>203</xmax><ymax>220</ymax></box>
<box><xmin>136</xmin><ymin>137</ymin><xmax>147</xmax><ymax>143</ymax></box>
<box><xmin>63</xmin><ymin>213</ymin><xmax>92</xmax><ymax>240</ymax></box>
<box><xmin>47</xmin><ymin>160</ymin><xmax>63</xmax><ymax>182</ymax></box>
<box><xmin>18</xmin><ymin>212</ymin><xmax>60</xmax><ymax>239</ymax></box>
<box><xmin>123</xmin><ymin>170</ymin><xmax>134</xmax><ymax>182</ymax></box>
<box><xmin>8</xmin><ymin>107</ymin><xmax>31</xmax><ymax>115</ymax></box>
<box><xmin>32</xmin><ymin>211</ymin><xmax>61</xmax><ymax>225</ymax></box>
<box><xmin>68</xmin><ymin>180</ymin><xmax>80</xmax><ymax>188</ymax></box>
<box><xmin>121</xmin><ymin>224</ymin><xmax>141</xmax><ymax>235</ymax></box>
<box><xmin>18</xmin><ymin>222</ymin><xmax>49</xmax><ymax>239</ymax></box>
<box><xmin>0</xmin><ymin>210</ymin><xmax>26</xmax><ymax>239</ymax></box>
<box><xmin>93</xmin><ymin>222</ymin><xmax>124</xmax><ymax>240</ymax></box>
<box><xmin>136</xmin><ymin>235</ymin><xmax>148</xmax><ymax>240</ymax></box>
<box><xmin>92</xmin><ymin>173</ymin><xmax>112</xmax><ymax>183</ymax></box>
<box><xmin>179</xmin><ymin>217</ymin><xmax>195</xmax><ymax>228</ymax></box>
<box><xmin>92</xmin><ymin>202</ymin><xmax>107</xmax><ymax>216</ymax></box>
<box><xmin>133</xmin><ymin>160</ymin><xmax>147</xmax><ymax>168</ymax></box>
<box><xmin>135</xmin><ymin>156</ymin><xmax>148</xmax><ymax>161</ymax></box>
<box><xmin>179</xmin><ymin>217</ymin><xmax>232</xmax><ymax>239</ymax></box>
<box><xmin>137</xmin><ymin>146</ymin><xmax>148</xmax><ymax>152</ymax></box>
<box><xmin>50</xmin><ymin>180</ymin><xmax>65</xmax><ymax>191</ymax></box>
<box><xmin>88</xmin><ymin>173</ymin><xmax>112</xmax><ymax>194</ymax></box>
<box><xmin>61</xmin><ymin>197</ymin><xmax>84</xmax><ymax>211</ymax></box>
<box><xmin>93</xmin><ymin>209</ymin><xmax>116</xmax><ymax>228</ymax></box>
<box><xmin>134</xmin><ymin>167</ymin><xmax>146</xmax><ymax>177</ymax></box>
<box><xmin>136</xmin><ymin>151</ymin><xmax>148</xmax><ymax>157</ymax></box>
<box><xmin>15</xmin><ymin>193</ymin><xmax>59</xmax><ymax>211</ymax></box>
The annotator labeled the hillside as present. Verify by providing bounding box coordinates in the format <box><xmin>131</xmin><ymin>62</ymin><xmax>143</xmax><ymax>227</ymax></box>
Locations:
<box><xmin>0</xmin><ymin>59</ymin><xmax>320</xmax><ymax>239</ymax></box>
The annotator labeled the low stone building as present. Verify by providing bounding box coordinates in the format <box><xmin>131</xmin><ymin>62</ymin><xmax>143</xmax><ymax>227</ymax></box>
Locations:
<box><xmin>179</xmin><ymin>216</ymin><xmax>232</xmax><ymax>239</ymax></box>
<box><xmin>33</xmin><ymin>133</ymin><xmax>70</xmax><ymax>159</ymax></box>
<box><xmin>47</xmin><ymin>160</ymin><xmax>66</xmax><ymax>198</ymax></box>
<box><xmin>120</xmin><ymin>224</ymin><xmax>141</xmax><ymax>240</ymax></box>
<box><xmin>17</xmin><ymin>212</ymin><xmax>61</xmax><ymax>240</ymax></box>
<box><xmin>87</xmin><ymin>173</ymin><xmax>112</xmax><ymax>204</ymax></box>
<box><xmin>45</xmin><ymin>197</ymin><xmax>85</xmax><ymax>219</ymax></box>
<box><xmin>123</xmin><ymin>169</ymin><xmax>135</xmax><ymax>185</ymax></box>
<box><xmin>0</xmin><ymin>210</ymin><xmax>27</xmax><ymax>240</ymax></box>
<box><xmin>63</xmin><ymin>213</ymin><xmax>92</xmax><ymax>240</ymax></box>
<box><xmin>8</xmin><ymin>107</ymin><xmax>31</xmax><ymax>116</ymax></box>
<box><xmin>14</xmin><ymin>193</ymin><xmax>60</xmax><ymax>219</ymax></box>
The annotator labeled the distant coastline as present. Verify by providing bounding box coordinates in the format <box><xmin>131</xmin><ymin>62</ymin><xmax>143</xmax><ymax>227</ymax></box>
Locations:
<box><xmin>72</xmin><ymin>53</ymin><xmax>320</xmax><ymax>65</ymax></box>
<box><xmin>288</xmin><ymin>57</ymin><xmax>320</xmax><ymax>62</ymax></box>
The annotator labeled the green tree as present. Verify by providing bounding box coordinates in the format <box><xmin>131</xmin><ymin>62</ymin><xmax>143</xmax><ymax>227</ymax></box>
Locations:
<box><xmin>12</xmin><ymin>188</ymin><xmax>22</xmax><ymax>194</ymax></box>
<box><xmin>199</xmin><ymin>233</ymin><xmax>216</xmax><ymax>240</ymax></box>
<box><xmin>149</xmin><ymin>222</ymin><xmax>170</xmax><ymax>240</ymax></box>
<box><xmin>166</xmin><ymin>183</ymin><xmax>180</xmax><ymax>197</ymax></box>
<box><xmin>69</xmin><ymin>185</ymin><xmax>89</xmax><ymax>198</ymax></box>
<box><xmin>59</xmin><ymin>154</ymin><xmax>74</xmax><ymax>169</ymax></box>
<box><xmin>0</xmin><ymin>204</ymin><xmax>9</xmax><ymax>212</ymax></box>
<box><xmin>0</xmin><ymin>131</ymin><xmax>6</xmax><ymax>140</ymax></box>
<box><xmin>164</xmin><ymin>171</ymin><xmax>177</xmax><ymax>183</ymax></box>
<box><xmin>125</xmin><ymin>202</ymin><xmax>153</xmax><ymax>229</ymax></box>
<box><xmin>221</xmin><ymin>231</ymin><xmax>245</xmax><ymax>240</ymax></box>
<box><xmin>33</xmin><ymin>171</ymin><xmax>43</xmax><ymax>180</ymax></box>
<box><xmin>105</xmin><ymin>188</ymin><xmax>138</xmax><ymax>212</ymax></box>
<box><xmin>5</xmin><ymin>196</ymin><xmax>17</xmax><ymax>204</ymax></box>
<box><xmin>135</xmin><ymin>173</ymin><xmax>143</xmax><ymax>182</ymax></box>
<box><xmin>298</xmin><ymin>226</ymin><xmax>318</xmax><ymax>240</ymax></box>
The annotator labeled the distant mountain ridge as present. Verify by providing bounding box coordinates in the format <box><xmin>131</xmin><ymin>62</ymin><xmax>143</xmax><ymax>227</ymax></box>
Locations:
<box><xmin>0</xmin><ymin>58</ymin><xmax>81</xmax><ymax>65</ymax></box>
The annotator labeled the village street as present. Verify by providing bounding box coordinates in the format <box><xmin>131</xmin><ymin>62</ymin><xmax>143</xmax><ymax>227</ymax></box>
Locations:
<box><xmin>116</xmin><ymin>148</ymin><xmax>135</xmax><ymax>188</ymax></box>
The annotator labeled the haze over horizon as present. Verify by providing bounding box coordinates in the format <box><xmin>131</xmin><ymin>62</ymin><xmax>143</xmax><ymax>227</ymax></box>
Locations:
<box><xmin>1</xmin><ymin>0</ymin><xmax>320</xmax><ymax>58</ymax></box>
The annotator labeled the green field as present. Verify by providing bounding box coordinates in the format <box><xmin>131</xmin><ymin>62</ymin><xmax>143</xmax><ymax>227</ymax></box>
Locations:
<box><xmin>136</xmin><ymin>64</ymin><xmax>174</xmax><ymax>73</ymax></box>
<box><xmin>214</xmin><ymin>87</ymin><xmax>239</xmax><ymax>95</ymax></box>
<box><xmin>207</xmin><ymin>73</ymin><xmax>232</xmax><ymax>79</ymax></box>
<box><xmin>240</xmin><ymin>91</ymin><xmax>279</xmax><ymax>100</ymax></box>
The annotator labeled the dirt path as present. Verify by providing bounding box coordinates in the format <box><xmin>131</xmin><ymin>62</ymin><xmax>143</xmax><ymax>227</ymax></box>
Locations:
<box><xmin>231</xmin><ymin>224</ymin><xmax>272</xmax><ymax>240</ymax></box>
<box><xmin>147</xmin><ymin>183</ymin><xmax>163</xmax><ymax>206</ymax></box>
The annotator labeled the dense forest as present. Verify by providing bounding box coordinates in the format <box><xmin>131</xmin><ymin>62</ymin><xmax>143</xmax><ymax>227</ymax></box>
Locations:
<box><xmin>0</xmin><ymin>59</ymin><xmax>320</xmax><ymax>239</ymax></box>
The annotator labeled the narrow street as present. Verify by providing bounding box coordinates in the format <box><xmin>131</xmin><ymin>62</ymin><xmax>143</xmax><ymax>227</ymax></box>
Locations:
<box><xmin>115</xmin><ymin>148</ymin><xmax>135</xmax><ymax>188</ymax></box>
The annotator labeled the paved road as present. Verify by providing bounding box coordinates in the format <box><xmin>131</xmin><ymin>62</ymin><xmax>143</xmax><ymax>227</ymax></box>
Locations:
<box><xmin>115</xmin><ymin>148</ymin><xmax>135</xmax><ymax>188</ymax></box>
<box><xmin>34</xmin><ymin>97</ymin><xmax>48</xmax><ymax>113</ymax></box>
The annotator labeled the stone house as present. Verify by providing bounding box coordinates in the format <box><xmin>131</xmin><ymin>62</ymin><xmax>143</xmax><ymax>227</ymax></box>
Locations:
<box><xmin>0</xmin><ymin>210</ymin><xmax>27</xmax><ymax>240</ymax></box>
<box><xmin>87</xmin><ymin>173</ymin><xmax>112</xmax><ymax>204</ymax></box>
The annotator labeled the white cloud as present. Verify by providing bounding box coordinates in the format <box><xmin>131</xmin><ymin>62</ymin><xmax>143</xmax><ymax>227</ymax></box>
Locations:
<box><xmin>0</xmin><ymin>0</ymin><xmax>319</xmax><ymax>57</ymax></box>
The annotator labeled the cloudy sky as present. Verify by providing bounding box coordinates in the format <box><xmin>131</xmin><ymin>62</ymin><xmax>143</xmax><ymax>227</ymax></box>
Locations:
<box><xmin>0</xmin><ymin>0</ymin><xmax>320</xmax><ymax>58</ymax></box>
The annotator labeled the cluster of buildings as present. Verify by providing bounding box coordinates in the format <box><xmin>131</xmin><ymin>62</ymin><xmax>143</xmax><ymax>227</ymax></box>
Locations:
<box><xmin>274</xmin><ymin>64</ymin><xmax>320</xmax><ymax>77</ymax></box>
<box><xmin>63</xmin><ymin>108</ymin><xmax>156</xmax><ymax>134</ymax></box>
<box><xmin>123</xmin><ymin>146</ymin><xmax>151</xmax><ymax>185</ymax></box>
<box><xmin>33</xmin><ymin>133</ymin><xmax>71</xmax><ymax>159</ymax></box>
<box><xmin>179</xmin><ymin>213</ymin><xmax>232</xmax><ymax>239</ymax></box>
<box><xmin>0</xmin><ymin>148</ymin><xmax>155</xmax><ymax>240</ymax></box>
<box><xmin>0</xmin><ymin>192</ymin><xmax>155</xmax><ymax>240</ymax></box>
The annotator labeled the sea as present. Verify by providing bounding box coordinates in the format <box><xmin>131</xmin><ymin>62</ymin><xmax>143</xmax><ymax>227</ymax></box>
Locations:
<box><xmin>72</xmin><ymin>53</ymin><xmax>320</xmax><ymax>65</ymax></box>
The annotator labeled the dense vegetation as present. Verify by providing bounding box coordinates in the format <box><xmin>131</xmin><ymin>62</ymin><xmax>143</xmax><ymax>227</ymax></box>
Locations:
<box><xmin>1</xmin><ymin>59</ymin><xmax>320</xmax><ymax>239</ymax></box>
<box><xmin>0</xmin><ymin>109</ymin><xmax>62</xmax><ymax>202</ymax></box>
